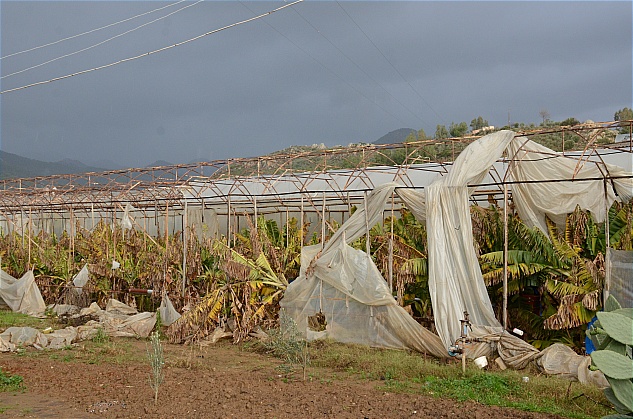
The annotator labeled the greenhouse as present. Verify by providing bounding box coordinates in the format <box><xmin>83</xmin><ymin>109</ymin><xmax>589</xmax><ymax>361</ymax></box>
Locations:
<box><xmin>0</xmin><ymin>121</ymin><xmax>632</xmax><ymax>384</ymax></box>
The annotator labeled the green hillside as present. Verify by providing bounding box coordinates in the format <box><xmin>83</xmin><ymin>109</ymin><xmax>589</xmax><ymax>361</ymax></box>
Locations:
<box><xmin>0</xmin><ymin>151</ymin><xmax>105</xmax><ymax>180</ymax></box>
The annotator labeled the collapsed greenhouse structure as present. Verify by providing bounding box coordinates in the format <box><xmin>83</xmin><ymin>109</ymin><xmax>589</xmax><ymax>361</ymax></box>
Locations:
<box><xmin>0</xmin><ymin>121</ymin><xmax>632</xmax><ymax>383</ymax></box>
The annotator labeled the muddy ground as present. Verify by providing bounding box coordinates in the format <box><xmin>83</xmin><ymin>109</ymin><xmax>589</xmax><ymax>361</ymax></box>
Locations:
<box><xmin>0</xmin><ymin>339</ymin><xmax>564</xmax><ymax>419</ymax></box>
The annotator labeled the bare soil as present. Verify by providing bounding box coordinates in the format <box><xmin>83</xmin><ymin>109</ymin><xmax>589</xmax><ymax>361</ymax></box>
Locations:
<box><xmin>0</xmin><ymin>340</ymin><xmax>564</xmax><ymax>419</ymax></box>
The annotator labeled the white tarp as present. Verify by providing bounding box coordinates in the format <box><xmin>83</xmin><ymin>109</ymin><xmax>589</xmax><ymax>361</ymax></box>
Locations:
<box><xmin>158</xmin><ymin>294</ymin><xmax>181</xmax><ymax>327</ymax></box>
<box><xmin>506</xmin><ymin>139</ymin><xmax>633</xmax><ymax>233</ymax></box>
<box><xmin>0</xmin><ymin>270</ymin><xmax>46</xmax><ymax>316</ymax></box>
<box><xmin>65</xmin><ymin>264</ymin><xmax>90</xmax><ymax>306</ymax></box>
<box><xmin>0</xmin><ymin>299</ymin><xmax>159</xmax><ymax>352</ymax></box>
<box><xmin>121</xmin><ymin>203</ymin><xmax>135</xmax><ymax>230</ymax></box>
<box><xmin>281</xmin><ymin>130</ymin><xmax>633</xmax><ymax>364</ymax></box>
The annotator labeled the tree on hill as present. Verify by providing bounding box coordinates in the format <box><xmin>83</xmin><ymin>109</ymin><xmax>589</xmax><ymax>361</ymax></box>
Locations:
<box><xmin>560</xmin><ymin>117</ymin><xmax>580</xmax><ymax>127</ymax></box>
<box><xmin>435</xmin><ymin>124</ymin><xmax>449</xmax><ymax>139</ymax></box>
<box><xmin>404</xmin><ymin>129</ymin><xmax>428</xmax><ymax>143</ymax></box>
<box><xmin>614</xmin><ymin>107</ymin><xmax>633</xmax><ymax>122</ymax></box>
<box><xmin>470</xmin><ymin>116</ymin><xmax>489</xmax><ymax>131</ymax></box>
<box><xmin>615</xmin><ymin>107</ymin><xmax>633</xmax><ymax>133</ymax></box>
<box><xmin>449</xmin><ymin>121</ymin><xmax>468</xmax><ymax>137</ymax></box>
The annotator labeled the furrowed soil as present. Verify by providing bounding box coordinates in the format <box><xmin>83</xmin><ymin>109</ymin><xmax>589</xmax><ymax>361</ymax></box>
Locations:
<box><xmin>0</xmin><ymin>339</ymin><xmax>564</xmax><ymax>419</ymax></box>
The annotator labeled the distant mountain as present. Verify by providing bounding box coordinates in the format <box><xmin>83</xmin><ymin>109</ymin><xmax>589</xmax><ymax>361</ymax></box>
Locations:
<box><xmin>145</xmin><ymin>160</ymin><xmax>173</xmax><ymax>168</ymax></box>
<box><xmin>373</xmin><ymin>128</ymin><xmax>416</xmax><ymax>145</ymax></box>
<box><xmin>83</xmin><ymin>158</ymin><xmax>127</xmax><ymax>171</ymax></box>
<box><xmin>0</xmin><ymin>151</ymin><xmax>105</xmax><ymax>180</ymax></box>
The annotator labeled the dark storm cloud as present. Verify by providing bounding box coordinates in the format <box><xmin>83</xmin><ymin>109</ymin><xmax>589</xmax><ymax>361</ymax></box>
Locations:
<box><xmin>1</xmin><ymin>1</ymin><xmax>631</xmax><ymax>168</ymax></box>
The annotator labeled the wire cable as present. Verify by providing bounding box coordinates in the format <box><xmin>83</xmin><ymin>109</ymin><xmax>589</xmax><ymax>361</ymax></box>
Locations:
<box><xmin>2</xmin><ymin>0</ymin><xmax>203</xmax><ymax>80</ymax></box>
<box><xmin>1</xmin><ymin>0</ymin><xmax>187</xmax><ymax>60</ymax></box>
<box><xmin>0</xmin><ymin>0</ymin><xmax>304</xmax><ymax>95</ymax></box>
<box><xmin>291</xmin><ymin>6</ymin><xmax>429</xmax><ymax>127</ymax></box>
<box><xmin>336</xmin><ymin>1</ymin><xmax>446</xmax><ymax>125</ymax></box>
<box><xmin>238</xmin><ymin>2</ymin><xmax>411</xmax><ymax>127</ymax></box>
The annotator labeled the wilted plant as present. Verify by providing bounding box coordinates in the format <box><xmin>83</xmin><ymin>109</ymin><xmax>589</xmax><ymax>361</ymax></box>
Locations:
<box><xmin>146</xmin><ymin>331</ymin><xmax>165</xmax><ymax>404</ymax></box>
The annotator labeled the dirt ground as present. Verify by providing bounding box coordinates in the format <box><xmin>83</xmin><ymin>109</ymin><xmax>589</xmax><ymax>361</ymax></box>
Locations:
<box><xmin>0</xmin><ymin>339</ymin><xmax>564</xmax><ymax>419</ymax></box>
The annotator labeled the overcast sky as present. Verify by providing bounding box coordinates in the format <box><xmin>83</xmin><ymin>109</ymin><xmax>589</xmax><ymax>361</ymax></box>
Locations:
<box><xmin>1</xmin><ymin>1</ymin><xmax>631</xmax><ymax>169</ymax></box>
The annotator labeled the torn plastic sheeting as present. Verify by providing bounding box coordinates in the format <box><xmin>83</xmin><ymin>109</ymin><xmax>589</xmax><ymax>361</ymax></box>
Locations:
<box><xmin>537</xmin><ymin>343</ymin><xmax>608</xmax><ymax>388</ymax></box>
<box><xmin>282</xmin><ymin>129</ymin><xmax>633</xmax><ymax>366</ymax></box>
<box><xmin>158</xmin><ymin>295</ymin><xmax>181</xmax><ymax>327</ymax></box>
<box><xmin>0</xmin><ymin>270</ymin><xmax>46</xmax><ymax>316</ymax></box>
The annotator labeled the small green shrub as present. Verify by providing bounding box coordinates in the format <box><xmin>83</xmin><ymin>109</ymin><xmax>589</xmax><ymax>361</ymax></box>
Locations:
<box><xmin>263</xmin><ymin>310</ymin><xmax>309</xmax><ymax>380</ymax></box>
<box><xmin>0</xmin><ymin>368</ymin><xmax>24</xmax><ymax>392</ymax></box>
<box><xmin>91</xmin><ymin>327</ymin><xmax>110</xmax><ymax>344</ymax></box>
<box><xmin>147</xmin><ymin>331</ymin><xmax>165</xmax><ymax>404</ymax></box>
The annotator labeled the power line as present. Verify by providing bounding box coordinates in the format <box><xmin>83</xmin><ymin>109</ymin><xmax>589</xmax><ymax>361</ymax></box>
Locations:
<box><xmin>291</xmin><ymin>6</ymin><xmax>429</xmax><ymax>127</ymax></box>
<box><xmin>336</xmin><ymin>2</ymin><xmax>446</xmax><ymax>126</ymax></box>
<box><xmin>238</xmin><ymin>2</ymin><xmax>411</xmax><ymax>127</ymax></box>
<box><xmin>2</xmin><ymin>0</ymin><xmax>204</xmax><ymax>80</ymax></box>
<box><xmin>0</xmin><ymin>0</ymin><xmax>304</xmax><ymax>95</ymax></box>
<box><xmin>1</xmin><ymin>1</ymin><xmax>187</xmax><ymax>61</ymax></box>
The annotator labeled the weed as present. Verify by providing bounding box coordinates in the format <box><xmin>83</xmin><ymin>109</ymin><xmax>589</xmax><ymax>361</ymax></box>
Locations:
<box><xmin>262</xmin><ymin>311</ymin><xmax>309</xmax><ymax>380</ymax></box>
<box><xmin>147</xmin><ymin>331</ymin><xmax>165</xmax><ymax>404</ymax></box>
<box><xmin>91</xmin><ymin>327</ymin><xmax>110</xmax><ymax>344</ymax></box>
<box><xmin>0</xmin><ymin>368</ymin><xmax>24</xmax><ymax>392</ymax></box>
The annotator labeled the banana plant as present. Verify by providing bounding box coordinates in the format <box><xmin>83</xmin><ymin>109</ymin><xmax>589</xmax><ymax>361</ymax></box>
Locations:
<box><xmin>167</xmin><ymin>235</ymin><xmax>288</xmax><ymax>344</ymax></box>
<box><xmin>588</xmin><ymin>295</ymin><xmax>633</xmax><ymax>418</ymax></box>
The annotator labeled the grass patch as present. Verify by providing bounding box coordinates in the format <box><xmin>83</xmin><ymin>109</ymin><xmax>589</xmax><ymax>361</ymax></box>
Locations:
<box><xmin>77</xmin><ymin>338</ymin><xmax>144</xmax><ymax>365</ymax></box>
<box><xmin>91</xmin><ymin>327</ymin><xmax>110</xmax><ymax>344</ymax></box>
<box><xmin>306</xmin><ymin>339</ymin><xmax>613</xmax><ymax>419</ymax></box>
<box><xmin>0</xmin><ymin>368</ymin><xmax>24</xmax><ymax>392</ymax></box>
<box><xmin>0</xmin><ymin>310</ymin><xmax>53</xmax><ymax>330</ymax></box>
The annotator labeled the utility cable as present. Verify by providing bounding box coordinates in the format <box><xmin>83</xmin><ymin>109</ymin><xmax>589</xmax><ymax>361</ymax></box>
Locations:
<box><xmin>0</xmin><ymin>0</ymin><xmax>304</xmax><ymax>95</ymax></box>
<box><xmin>1</xmin><ymin>0</ymin><xmax>187</xmax><ymax>60</ymax></box>
<box><xmin>291</xmin><ymin>6</ymin><xmax>428</xmax><ymax>127</ymax></box>
<box><xmin>2</xmin><ymin>0</ymin><xmax>203</xmax><ymax>80</ymax></box>
<box><xmin>239</xmin><ymin>2</ymin><xmax>410</xmax><ymax>127</ymax></box>
<box><xmin>336</xmin><ymin>1</ymin><xmax>446</xmax><ymax>125</ymax></box>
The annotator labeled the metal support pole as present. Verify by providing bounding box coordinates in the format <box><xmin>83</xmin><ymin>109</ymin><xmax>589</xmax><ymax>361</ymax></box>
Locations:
<box><xmin>182</xmin><ymin>199</ymin><xmax>188</xmax><ymax>298</ymax></box>
<box><xmin>503</xmin><ymin>182</ymin><xmax>509</xmax><ymax>330</ymax></box>
<box><xmin>300</xmin><ymin>195</ymin><xmax>304</xmax><ymax>245</ymax></box>
<box><xmin>28</xmin><ymin>207</ymin><xmax>32</xmax><ymax>271</ymax></box>
<box><xmin>227</xmin><ymin>196</ymin><xmax>232</xmax><ymax>246</ymax></box>
<box><xmin>321</xmin><ymin>192</ymin><xmax>326</xmax><ymax>249</ymax></box>
<box><xmin>389</xmin><ymin>193</ymin><xmax>394</xmax><ymax>296</ymax></box>
<box><xmin>254</xmin><ymin>196</ymin><xmax>258</xmax><ymax>231</ymax></box>
<box><xmin>364</xmin><ymin>191</ymin><xmax>370</xmax><ymax>255</ymax></box>
<box><xmin>604</xmin><ymin>178</ymin><xmax>611</xmax><ymax>306</ymax></box>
